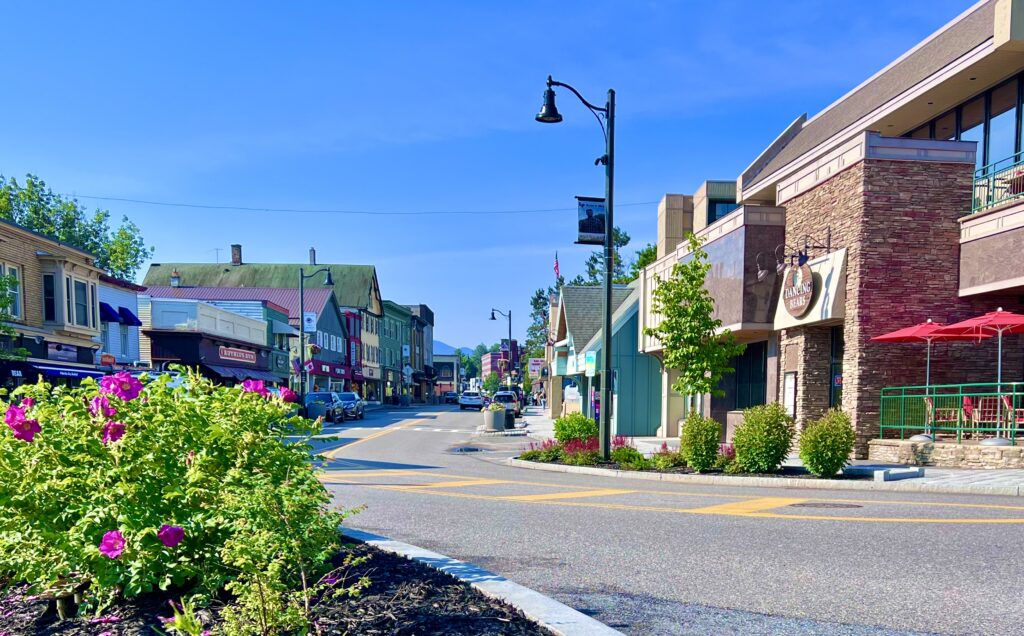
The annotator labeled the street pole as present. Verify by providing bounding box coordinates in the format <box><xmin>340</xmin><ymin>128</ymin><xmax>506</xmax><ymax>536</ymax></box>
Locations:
<box><xmin>600</xmin><ymin>89</ymin><xmax>614</xmax><ymax>460</ymax></box>
<box><xmin>299</xmin><ymin>267</ymin><xmax>306</xmax><ymax>399</ymax></box>
<box><xmin>507</xmin><ymin>310</ymin><xmax>512</xmax><ymax>386</ymax></box>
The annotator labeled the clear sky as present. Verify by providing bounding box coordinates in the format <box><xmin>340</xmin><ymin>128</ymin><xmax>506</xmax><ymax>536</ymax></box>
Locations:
<box><xmin>0</xmin><ymin>0</ymin><xmax>968</xmax><ymax>348</ymax></box>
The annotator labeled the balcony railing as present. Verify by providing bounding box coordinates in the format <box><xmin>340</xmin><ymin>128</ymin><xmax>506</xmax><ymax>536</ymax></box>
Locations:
<box><xmin>879</xmin><ymin>382</ymin><xmax>1024</xmax><ymax>444</ymax></box>
<box><xmin>973</xmin><ymin>151</ymin><xmax>1024</xmax><ymax>213</ymax></box>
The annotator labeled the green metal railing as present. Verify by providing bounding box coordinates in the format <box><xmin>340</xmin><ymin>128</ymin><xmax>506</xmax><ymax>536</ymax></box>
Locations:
<box><xmin>880</xmin><ymin>382</ymin><xmax>1024</xmax><ymax>443</ymax></box>
<box><xmin>973</xmin><ymin>150</ymin><xmax>1024</xmax><ymax>213</ymax></box>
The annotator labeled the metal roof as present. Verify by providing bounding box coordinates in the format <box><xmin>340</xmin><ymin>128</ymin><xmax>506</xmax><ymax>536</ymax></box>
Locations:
<box><xmin>144</xmin><ymin>286</ymin><xmax>333</xmax><ymax>320</ymax></box>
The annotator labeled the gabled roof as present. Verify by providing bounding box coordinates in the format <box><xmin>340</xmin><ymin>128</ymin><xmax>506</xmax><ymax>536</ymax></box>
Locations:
<box><xmin>580</xmin><ymin>286</ymin><xmax>640</xmax><ymax>354</ymax></box>
<box><xmin>742</xmin><ymin>0</ymin><xmax>995</xmax><ymax>193</ymax></box>
<box><xmin>144</xmin><ymin>263</ymin><xmax>381</xmax><ymax>314</ymax></box>
<box><xmin>558</xmin><ymin>285</ymin><xmax>633</xmax><ymax>350</ymax></box>
<box><xmin>144</xmin><ymin>285</ymin><xmax>334</xmax><ymax>321</ymax></box>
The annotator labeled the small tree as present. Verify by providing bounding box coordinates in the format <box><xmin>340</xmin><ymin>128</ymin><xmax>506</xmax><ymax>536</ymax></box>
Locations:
<box><xmin>643</xmin><ymin>233</ymin><xmax>745</xmax><ymax>410</ymax></box>
<box><xmin>521</xmin><ymin>374</ymin><xmax>533</xmax><ymax>394</ymax></box>
<box><xmin>482</xmin><ymin>372</ymin><xmax>501</xmax><ymax>394</ymax></box>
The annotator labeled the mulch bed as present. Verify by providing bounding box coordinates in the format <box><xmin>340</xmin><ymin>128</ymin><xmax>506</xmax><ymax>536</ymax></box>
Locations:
<box><xmin>531</xmin><ymin>458</ymin><xmax>871</xmax><ymax>480</ymax></box>
<box><xmin>0</xmin><ymin>542</ymin><xmax>550</xmax><ymax>635</ymax></box>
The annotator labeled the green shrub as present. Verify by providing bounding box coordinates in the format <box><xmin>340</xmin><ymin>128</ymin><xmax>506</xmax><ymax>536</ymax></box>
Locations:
<box><xmin>519</xmin><ymin>449</ymin><xmax>542</xmax><ymax>461</ymax></box>
<box><xmin>713</xmin><ymin>443</ymin><xmax>736</xmax><ymax>472</ymax></box>
<box><xmin>553</xmin><ymin>412</ymin><xmax>598</xmax><ymax>444</ymax></box>
<box><xmin>799</xmin><ymin>409</ymin><xmax>856</xmax><ymax>478</ymax></box>
<box><xmin>0</xmin><ymin>369</ymin><xmax>357</xmax><ymax>632</ymax></box>
<box><xmin>733</xmin><ymin>403</ymin><xmax>795</xmax><ymax>474</ymax></box>
<box><xmin>519</xmin><ymin>439</ymin><xmax>562</xmax><ymax>463</ymax></box>
<box><xmin>650</xmin><ymin>447</ymin><xmax>686</xmax><ymax>471</ymax></box>
<box><xmin>610</xmin><ymin>446</ymin><xmax>650</xmax><ymax>471</ymax></box>
<box><xmin>679</xmin><ymin>412</ymin><xmax>721</xmax><ymax>472</ymax></box>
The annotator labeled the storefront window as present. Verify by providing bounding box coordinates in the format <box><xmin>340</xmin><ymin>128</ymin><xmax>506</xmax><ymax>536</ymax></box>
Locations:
<box><xmin>830</xmin><ymin>326</ymin><xmax>844</xmax><ymax>409</ymax></box>
<box><xmin>960</xmin><ymin>95</ymin><xmax>985</xmax><ymax>168</ymax></box>
<box><xmin>934</xmin><ymin>111</ymin><xmax>956</xmax><ymax>140</ymax></box>
<box><xmin>734</xmin><ymin>341</ymin><xmax>767</xmax><ymax>410</ymax></box>
<box><xmin>42</xmin><ymin>274</ymin><xmax>55</xmax><ymax>322</ymax></box>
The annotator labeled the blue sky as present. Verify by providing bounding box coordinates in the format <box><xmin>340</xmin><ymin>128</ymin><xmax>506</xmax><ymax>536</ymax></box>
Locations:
<box><xmin>0</xmin><ymin>1</ymin><xmax>968</xmax><ymax>347</ymax></box>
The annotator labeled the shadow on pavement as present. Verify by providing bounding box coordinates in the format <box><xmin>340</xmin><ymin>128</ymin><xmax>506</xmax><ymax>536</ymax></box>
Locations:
<box><xmin>322</xmin><ymin>457</ymin><xmax>440</xmax><ymax>471</ymax></box>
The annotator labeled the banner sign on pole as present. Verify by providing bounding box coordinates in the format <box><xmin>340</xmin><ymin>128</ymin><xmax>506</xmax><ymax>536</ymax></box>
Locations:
<box><xmin>576</xmin><ymin>196</ymin><xmax>606</xmax><ymax>245</ymax></box>
<box><xmin>302</xmin><ymin>311</ymin><xmax>317</xmax><ymax>333</ymax></box>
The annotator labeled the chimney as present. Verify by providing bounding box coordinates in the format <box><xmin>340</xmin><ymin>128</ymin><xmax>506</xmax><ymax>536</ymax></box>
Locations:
<box><xmin>309</xmin><ymin>247</ymin><xmax>317</xmax><ymax>265</ymax></box>
<box><xmin>230</xmin><ymin>244</ymin><xmax>242</xmax><ymax>266</ymax></box>
<box><xmin>170</xmin><ymin>268</ymin><xmax>181</xmax><ymax>288</ymax></box>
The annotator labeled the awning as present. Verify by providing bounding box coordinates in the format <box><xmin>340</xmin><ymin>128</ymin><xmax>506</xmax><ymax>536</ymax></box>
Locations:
<box><xmin>117</xmin><ymin>306</ymin><xmax>143</xmax><ymax>327</ymax></box>
<box><xmin>0</xmin><ymin>360</ymin><xmax>42</xmax><ymax>380</ymax></box>
<box><xmin>99</xmin><ymin>302</ymin><xmax>121</xmax><ymax>323</ymax></box>
<box><xmin>204</xmin><ymin>364</ymin><xmax>281</xmax><ymax>383</ymax></box>
<box><xmin>773</xmin><ymin>248</ymin><xmax>847</xmax><ymax>330</ymax></box>
<box><xmin>32</xmin><ymin>363</ymin><xmax>106</xmax><ymax>380</ymax></box>
<box><xmin>271</xmin><ymin>319</ymin><xmax>298</xmax><ymax>335</ymax></box>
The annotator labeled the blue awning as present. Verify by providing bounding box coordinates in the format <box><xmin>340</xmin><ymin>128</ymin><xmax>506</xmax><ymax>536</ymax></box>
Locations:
<box><xmin>99</xmin><ymin>302</ymin><xmax>121</xmax><ymax>323</ymax></box>
<box><xmin>33</xmin><ymin>363</ymin><xmax>106</xmax><ymax>380</ymax></box>
<box><xmin>117</xmin><ymin>306</ymin><xmax>143</xmax><ymax>327</ymax></box>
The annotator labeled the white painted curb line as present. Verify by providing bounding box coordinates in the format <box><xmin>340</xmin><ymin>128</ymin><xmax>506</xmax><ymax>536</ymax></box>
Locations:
<box><xmin>342</xmin><ymin>528</ymin><xmax>623</xmax><ymax>636</ymax></box>
<box><xmin>504</xmin><ymin>458</ymin><xmax>1023</xmax><ymax>497</ymax></box>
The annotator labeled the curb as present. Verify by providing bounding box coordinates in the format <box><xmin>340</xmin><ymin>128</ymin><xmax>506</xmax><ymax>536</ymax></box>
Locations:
<box><xmin>504</xmin><ymin>458</ymin><xmax>1023</xmax><ymax>497</ymax></box>
<box><xmin>342</xmin><ymin>528</ymin><xmax>623</xmax><ymax>636</ymax></box>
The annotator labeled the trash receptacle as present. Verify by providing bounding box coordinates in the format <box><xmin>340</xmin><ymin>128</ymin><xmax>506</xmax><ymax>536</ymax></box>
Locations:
<box><xmin>504</xmin><ymin>410</ymin><xmax>515</xmax><ymax>430</ymax></box>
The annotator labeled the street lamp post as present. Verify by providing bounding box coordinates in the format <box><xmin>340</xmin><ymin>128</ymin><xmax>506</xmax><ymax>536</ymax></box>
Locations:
<box><xmin>298</xmin><ymin>267</ymin><xmax>334</xmax><ymax>405</ymax></box>
<box><xmin>490</xmin><ymin>309</ymin><xmax>513</xmax><ymax>384</ymax></box>
<box><xmin>536</xmin><ymin>75</ymin><xmax>615</xmax><ymax>459</ymax></box>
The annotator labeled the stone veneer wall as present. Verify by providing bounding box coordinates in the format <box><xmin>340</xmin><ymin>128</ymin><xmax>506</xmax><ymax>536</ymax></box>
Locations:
<box><xmin>780</xmin><ymin>158</ymin><xmax>1024</xmax><ymax>457</ymax></box>
<box><xmin>869</xmin><ymin>439</ymin><xmax>1024</xmax><ymax>469</ymax></box>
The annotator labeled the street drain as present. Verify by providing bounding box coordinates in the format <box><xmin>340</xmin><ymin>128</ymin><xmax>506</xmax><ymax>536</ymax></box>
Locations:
<box><xmin>450</xmin><ymin>446</ymin><xmax>484</xmax><ymax>454</ymax></box>
<box><xmin>789</xmin><ymin>502</ymin><xmax>863</xmax><ymax>509</ymax></box>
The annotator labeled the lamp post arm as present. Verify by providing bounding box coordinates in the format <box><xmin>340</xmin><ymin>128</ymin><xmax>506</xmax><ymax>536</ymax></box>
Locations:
<box><xmin>547</xmin><ymin>76</ymin><xmax>608</xmax><ymax>142</ymax></box>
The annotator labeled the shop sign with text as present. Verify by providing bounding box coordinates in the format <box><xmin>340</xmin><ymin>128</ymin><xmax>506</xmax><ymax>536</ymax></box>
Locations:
<box><xmin>218</xmin><ymin>346</ymin><xmax>257</xmax><ymax>364</ymax></box>
<box><xmin>782</xmin><ymin>264</ymin><xmax>814</xmax><ymax>317</ymax></box>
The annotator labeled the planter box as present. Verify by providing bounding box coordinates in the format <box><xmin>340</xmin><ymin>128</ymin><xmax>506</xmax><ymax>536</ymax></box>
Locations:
<box><xmin>481</xmin><ymin>410</ymin><xmax>504</xmax><ymax>432</ymax></box>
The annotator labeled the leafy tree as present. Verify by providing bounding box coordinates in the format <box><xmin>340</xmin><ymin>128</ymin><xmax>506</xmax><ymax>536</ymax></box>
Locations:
<box><xmin>618</xmin><ymin>242</ymin><xmax>657</xmax><ymax>284</ymax></box>
<box><xmin>456</xmin><ymin>348</ymin><xmax>479</xmax><ymax>379</ymax></box>
<box><xmin>0</xmin><ymin>275</ymin><xmax>28</xmax><ymax>360</ymax></box>
<box><xmin>482</xmin><ymin>372</ymin><xmax>501</xmax><ymax>394</ymax></box>
<box><xmin>583</xmin><ymin>226</ymin><xmax>630</xmax><ymax>285</ymax></box>
<box><xmin>0</xmin><ymin>174</ymin><xmax>154</xmax><ymax>279</ymax></box>
<box><xmin>642</xmin><ymin>233</ymin><xmax>745</xmax><ymax>409</ymax></box>
<box><xmin>521</xmin><ymin>374</ymin><xmax>533</xmax><ymax>394</ymax></box>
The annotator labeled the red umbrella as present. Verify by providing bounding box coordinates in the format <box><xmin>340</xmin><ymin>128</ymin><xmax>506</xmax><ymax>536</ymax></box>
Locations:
<box><xmin>871</xmin><ymin>319</ymin><xmax>987</xmax><ymax>387</ymax></box>
<box><xmin>933</xmin><ymin>308</ymin><xmax>1024</xmax><ymax>386</ymax></box>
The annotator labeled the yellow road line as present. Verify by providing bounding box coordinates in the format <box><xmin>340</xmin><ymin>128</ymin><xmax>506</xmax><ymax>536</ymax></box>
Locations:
<box><xmin>689</xmin><ymin>497</ymin><xmax>808</xmax><ymax>515</ymax></box>
<box><xmin>406</xmin><ymin>478</ymin><xmax>511</xmax><ymax>489</ymax></box>
<box><xmin>322</xmin><ymin>418</ymin><xmax>426</xmax><ymax>458</ymax></box>
<box><xmin>502</xmin><ymin>488</ymin><xmax>635</xmax><ymax>502</ymax></box>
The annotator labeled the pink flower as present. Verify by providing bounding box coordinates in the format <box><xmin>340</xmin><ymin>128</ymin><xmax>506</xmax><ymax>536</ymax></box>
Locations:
<box><xmin>279</xmin><ymin>387</ymin><xmax>298</xmax><ymax>403</ymax></box>
<box><xmin>20</xmin><ymin>397</ymin><xmax>34</xmax><ymax>408</ymax></box>
<box><xmin>8</xmin><ymin>418</ymin><xmax>40</xmax><ymax>443</ymax></box>
<box><xmin>89</xmin><ymin>395</ymin><xmax>117</xmax><ymax>418</ymax></box>
<box><xmin>5</xmin><ymin>405</ymin><xmax>40</xmax><ymax>442</ymax></box>
<box><xmin>98</xmin><ymin>530</ymin><xmax>125</xmax><ymax>559</ymax></box>
<box><xmin>101</xmin><ymin>421</ymin><xmax>125</xmax><ymax>444</ymax></box>
<box><xmin>99</xmin><ymin>372</ymin><xmax>143</xmax><ymax>402</ymax></box>
<box><xmin>240</xmin><ymin>379</ymin><xmax>269</xmax><ymax>397</ymax></box>
<box><xmin>157</xmin><ymin>524</ymin><xmax>185</xmax><ymax>547</ymax></box>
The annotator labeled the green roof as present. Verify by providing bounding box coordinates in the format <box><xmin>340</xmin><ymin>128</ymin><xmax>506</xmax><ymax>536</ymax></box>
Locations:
<box><xmin>144</xmin><ymin>262</ymin><xmax>381</xmax><ymax>314</ymax></box>
<box><xmin>382</xmin><ymin>299</ymin><xmax>413</xmax><ymax>320</ymax></box>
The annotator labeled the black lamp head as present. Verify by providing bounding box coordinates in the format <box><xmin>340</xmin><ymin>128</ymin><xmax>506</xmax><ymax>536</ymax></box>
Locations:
<box><xmin>535</xmin><ymin>80</ymin><xmax>563</xmax><ymax>124</ymax></box>
<box><xmin>323</xmin><ymin>270</ymin><xmax>334</xmax><ymax>287</ymax></box>
<box><xmin>489</xmin><ymin>310</ymin><xmax>497</xmax><ymax>321</ymax></box>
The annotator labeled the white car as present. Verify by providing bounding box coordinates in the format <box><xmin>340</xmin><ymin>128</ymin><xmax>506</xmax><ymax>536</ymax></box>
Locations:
<box><xmin>458</xmin><ymin>390</ymin><xmax>484</xmax><ymax>411</ymax></box>
<box><xmin>491</xmin><ymin>391</ymin><xmax>521</xmax><ymax>417</ymax></box>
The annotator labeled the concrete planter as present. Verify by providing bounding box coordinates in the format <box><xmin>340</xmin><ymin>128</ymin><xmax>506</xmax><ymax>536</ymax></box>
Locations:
<box><xmin>481</xmin><ymin>410</ymin><xmax>505</xmax><ymax>432</ymax></box>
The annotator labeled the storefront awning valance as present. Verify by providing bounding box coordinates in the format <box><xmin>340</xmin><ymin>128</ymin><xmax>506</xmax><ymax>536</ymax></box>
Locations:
<box><xmin>99</xmin><ymin>303</ymin><xmax>121</xmax><ymax>323</ymax></box>
<box><xmin>773</xmin><ymin>248</ymin><xmax>847</xmax><ymax>330</ymax></box>
<box><xmin>33</xmin><ymin>363</ymin><xmax>106</xmax><ymax>380</ymax></box>
<box><xmin>204</xmin><ymin>364</ymin><xmax>281</xmax><ymax>383</ymax></box>
<box><xmin>118</xmin><ymin>306</ymin><xmax>143</xmax><ymax>327</ymax></box>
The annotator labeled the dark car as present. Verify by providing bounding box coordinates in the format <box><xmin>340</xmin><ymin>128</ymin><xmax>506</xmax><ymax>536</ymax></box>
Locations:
<box><xmin>304</xmin><ymin>392</ymin><xmax>345</xmax><ymax>423</ymax></box>
<box><xmin>443</xmin><ymin>391</ymin><xmax>459</xmax><ymax>404</ymax></box>
<box><xmin>337</xmin><ymin>391</ymin><xmax>366</xmax><ymax>420</ymax></box>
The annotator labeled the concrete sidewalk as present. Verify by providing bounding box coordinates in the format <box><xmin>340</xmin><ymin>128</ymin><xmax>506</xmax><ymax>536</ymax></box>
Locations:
<box><xmin>515</xmin><ymin>406</ymin><xmax>1024</xmax><ymax>496</ymax></box>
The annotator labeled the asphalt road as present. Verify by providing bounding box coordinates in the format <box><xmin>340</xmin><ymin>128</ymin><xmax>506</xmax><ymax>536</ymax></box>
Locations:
<box><xmin>311</xmin><ymin>406</ymin><xmax>1024</xmax><ymax>636</ymax></box>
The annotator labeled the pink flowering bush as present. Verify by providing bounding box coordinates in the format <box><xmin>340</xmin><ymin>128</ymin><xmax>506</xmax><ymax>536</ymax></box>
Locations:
<box><xmin>0</xmin><ymin>368</ymin><xmax>351</xmax><ymax>632</ymax></box>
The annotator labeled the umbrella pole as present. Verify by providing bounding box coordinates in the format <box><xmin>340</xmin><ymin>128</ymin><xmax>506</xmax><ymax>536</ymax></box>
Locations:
<box><xmin>926</xmin><ymin>340</ymin><xmax>932</xmax><ymax>437</ymax></box>
<box><xmin>998</xmin><ymin>329</ymin><xmax>1004</xmax><ymax>437</ymax></box>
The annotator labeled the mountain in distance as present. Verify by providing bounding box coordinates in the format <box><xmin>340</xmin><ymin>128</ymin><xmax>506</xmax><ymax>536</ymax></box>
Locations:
<box><xmin>433</xmin><ymin>340</ymin><xmax>473</xmax><ymax>356</ymax></box>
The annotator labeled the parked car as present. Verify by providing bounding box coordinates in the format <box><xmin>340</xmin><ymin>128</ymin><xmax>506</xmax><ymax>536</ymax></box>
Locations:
<box><xmin>491</xmin><ymin>391</ymin><xmax>521</xmax><ymax>417</ymax></box>
<box><xmin>337</xmin><ymin>391</ymin><xmax>366</xmax><ymax>420</ymax></box>
<box><xmin>304</xmin><ymin>392</ymin><xmax>345</xmax><ymax>423</ymax></box>
<box><xmin>459</xmin><ymin>390</ymin><xmax>484</xmax><ymax>411</ymax></box>
<box><xmin>443</xmin><ymin>391</ymin><xmax>459</xmax><ymax>404</ymax></box>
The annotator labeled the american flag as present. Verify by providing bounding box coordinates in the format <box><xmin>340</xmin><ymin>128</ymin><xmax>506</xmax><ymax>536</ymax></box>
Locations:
<box><xmin>554</xmin><ymin>252</ymin><xmax>560</xmax><ymax>279</ymax></box>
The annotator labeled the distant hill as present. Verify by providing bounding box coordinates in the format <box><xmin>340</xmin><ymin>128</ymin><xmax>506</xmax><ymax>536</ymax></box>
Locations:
<box><xmin>433</xmin><ymin>340</ymin><xmax>472</xmax><ymax>356</ymax></box>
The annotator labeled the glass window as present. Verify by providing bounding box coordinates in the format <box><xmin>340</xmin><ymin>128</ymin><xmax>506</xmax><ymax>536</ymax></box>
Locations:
<box><xmin>120</xmin><ymin>327</ymin><xmax>129</xmax><ymax>358</ymax></box>
<box><xmin>830</xmin><ymin>326</ymin><xmax>845</xmax><ymax>409</ymax></box>
<box><xmin>734</xmin><ymin>341</ymin><xmax>767</xmax><ymax>410</ymax></box>
<box><xmin>74</xmin><ymin>280</ymin><xmax>89</xmax><ymax>327</ymax></box>
<box><xmin>909</xmin><ymin>125</ymin><xmax>931</xmax><ymax>139</ymax></box>
<box><xmin>959</xmin><ymin>95</ymin><xmax>986</xmax><ymax>168</ymax></box>
<box><xmin>90</xmin><ymin>284</ymin><xmax>97</xmax><ymax>328</ymax></box>
<box><xmin>66</xmin><ymin>277</ymin><xmax>73</xmax><ymax>323</ymax></box>
<box><xmin>102</xmin><ymin>322</ymin><xmax>111</xmax><ymax>350</ymax></box>
<box><xmin>934</xmin><ymin>110</ymin><xmax>956</xmax><ymax>141</ymax></box>
<box><xmin>42</xmin><ymin>274</ymin><xmax>55</xmax><ymax>322</ymax></box>
<box><xmin>707</xmin><ymin>199</ymin><xmax>739</xmax><ymax>225</ymax></box>
<box><xmin>988</xmin><ymin>79</ymin><xmax>1018</xmax><ymax>166</ymax></box>
<box><xmin>5</xmin><ymin>265</ymin><xmax>20</xmax><ymax>319</ymax></box>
